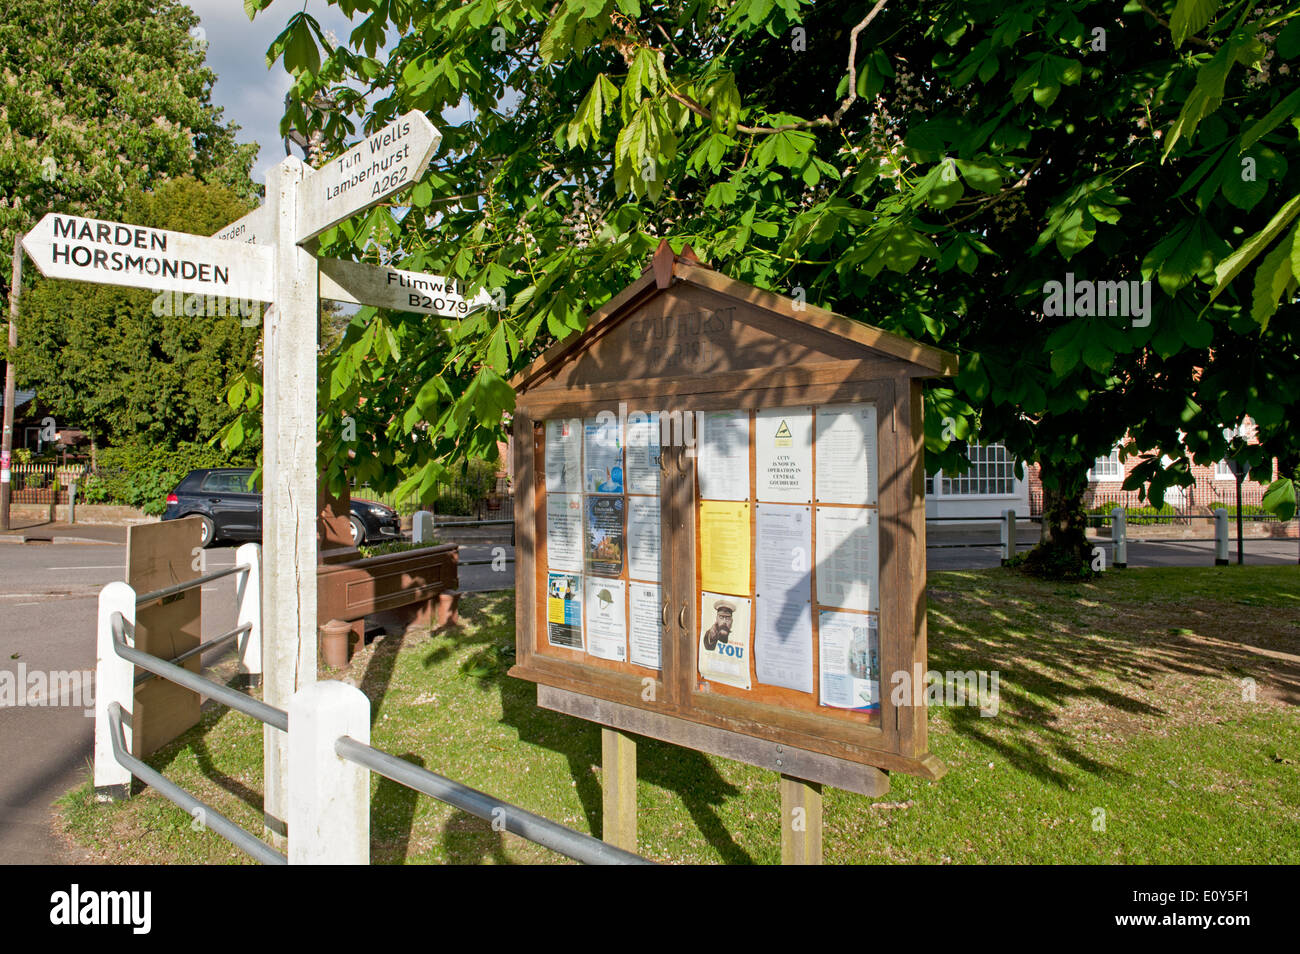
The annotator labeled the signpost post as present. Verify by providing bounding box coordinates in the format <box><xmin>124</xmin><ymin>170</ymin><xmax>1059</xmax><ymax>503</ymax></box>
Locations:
<box><xmin>19</xmin><ymin>109</ymin><xmax>473</xmax><ymax>844</ymax></box>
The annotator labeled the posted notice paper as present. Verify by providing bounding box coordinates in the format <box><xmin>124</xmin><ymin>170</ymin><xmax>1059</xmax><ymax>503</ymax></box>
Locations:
<box><xmin>697</xmin><ymin>410</ymin><xmax>749</xmax><ymax>501</ymax></box>
<box><xmin>699</xmin><ymin>500</ymin><xmax>751</xmax><ymax>596</ymax></box>
<box><xmin>629</xmin><ymin>581</ymin><xmax>662</xmax><ymax>670</ymax></box>
<box><xmin>585</xmin><ymin>495</ymin><xmax>625</xmax><ymax>577</ymax></box>
<box><xmin>756</xmin><ymin>407</ymin><xmax>812</xmax><ymax>503</ymax></box>
<box><xmin>816</xmin><ymin>507</ymin><xmax>878</xmax><ymax>612</ymax></box>
<box><xmin>754</xmin><ymin>504</ymin><xmax>813</xmax><ymax>692</ymax></box>
<box><xmin>546</xmin><ymin>493</ymin><xmax>582</xmax><ymax>573</ymax></box>
<box><xmin>818</xmin><ymin>611</ymin><xmax>880</xmax><ymax>710</ymax></box>
<box><xmin>545</xmin><ymin>418</ymin><xmax>582</xmax><ymax>494</ymax></box>
<box><xmin>585</xmin><ymin>577</ymin><xmax>627</xmax><ymax>662</ymax></box>
<box><xmin>583</xmin><ymin>416</ymin><xmax>623</xmax><ymax>493</ymax></box>
<box><xmin>627</xmin><ymin>496</ymin><xmax>661</xmax><ymax>582</ymax></box>
<box><xmin>698</xmin><ymin>592</ymin><xmax>752</xmax><ymax>690</ymax></box>
<box><xmin>815</xmin><ymin>404</ymin><xmax>878</xmax><ymax>506</ymax></box>
<box><xmin>625</xmin><ymin>411</ymin><xmax>661</xmax><ymax>495</ymax></box>
<box><xmin>546</xmin><ymin>572</ymin><xmax>583</xmax><ymax>650</ymax></box>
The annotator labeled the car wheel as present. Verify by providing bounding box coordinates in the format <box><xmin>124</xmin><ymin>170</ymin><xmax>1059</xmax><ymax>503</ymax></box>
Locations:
<box><xmin>197</xmin><ymin>516</ymin><xmax>217</xmax><ymax>549</ymax></box>
<box><xmin>350</xmin><ymin>516</ymin><xmax>365</xmax><ymax>546</ymax></box>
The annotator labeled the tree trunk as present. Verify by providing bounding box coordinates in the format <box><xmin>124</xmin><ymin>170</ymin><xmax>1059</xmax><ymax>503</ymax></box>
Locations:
<box><xmin>1025</xmin><ymin>457</ymin><xmax>1093</xmax><ymax>577</ymax></box>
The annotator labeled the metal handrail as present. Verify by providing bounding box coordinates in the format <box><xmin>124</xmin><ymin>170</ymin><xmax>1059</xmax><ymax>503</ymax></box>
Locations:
<box><xmin>111</xmin><ymin>612</ymin><xmax>288</xmax><ymax>732</ymax></box>
<box><xmin>133</xmin><ymin>623</ymin><xmax>252</xmax><ymax>687</ymax></box>
<box><xmin>106</xmin><ymin>703</ymin><xmax>286</xmax><ymax>866</ymax></box>
<box><xmin>335</xmin><ymin>736</ymin><xmax>653</xmax><ymax>866</ymax></box>
<box><xmin>135</xmin><ymin>564</ymin><xmax>249</xmax><ymax>606</ymax></box>
<box><xmin>432</xmin><ymin>518</ymin><xmax>514</xmax><ymax>528</ymax></box>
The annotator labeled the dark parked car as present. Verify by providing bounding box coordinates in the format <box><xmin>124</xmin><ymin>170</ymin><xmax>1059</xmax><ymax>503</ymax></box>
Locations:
<box><xmin>161</xmin><ymin>468</ymin><xmax>401</xmax><ymax>548</ymax></box>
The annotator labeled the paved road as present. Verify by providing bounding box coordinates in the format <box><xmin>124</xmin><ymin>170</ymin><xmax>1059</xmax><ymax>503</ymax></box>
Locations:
<box><xmin>0</xmin><ymin>538</ymin><xmax>241</xmax><ymax>864</ymax></box>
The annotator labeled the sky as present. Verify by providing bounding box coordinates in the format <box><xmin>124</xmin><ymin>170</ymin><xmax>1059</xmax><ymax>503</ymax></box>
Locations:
<box><xmin>186</xmin><ymin>0</ymin><xmax>359</xmax><ymax>185</ymax></box>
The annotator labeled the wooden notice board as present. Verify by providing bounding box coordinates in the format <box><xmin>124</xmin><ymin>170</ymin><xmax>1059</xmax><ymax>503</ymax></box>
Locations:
<box><xmin>127</xmin><ymin>517</ymin><xmax>204</xmax><ymax>757</ymax></box>
<box><xmin>508</xmin><ymin>242</ymin><xmax>956</xmax><ymax>790</ymax></box>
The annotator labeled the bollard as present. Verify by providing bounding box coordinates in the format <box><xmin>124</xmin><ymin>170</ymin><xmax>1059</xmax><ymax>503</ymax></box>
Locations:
<box><xmin>68</xmin><ymin>478</ymin><xmax>77</xmax><ymax>524</ymax></box>
<box><xmin>1111</xmin><ymin>507</ymin><xmax>1127</xmax><ymax>569</ymax></box>
<box><xmin>319</xmin><ymin>618</ymin><xmax>353</xmax><ymax>669</ymax></box>
<box><xmin>1214</xmin><ymin>508</ymin><xmax>1229</xmax><ymax>566</ymax></box>
<box><xmin>1000</xmin><ymin>509</ymin><xmax>1016</xmax><ymax>565</ymax></box>
<box><xmin>94</xmin><ymin>582</ymin><xmax>136</xmax><ymax>800</ymax></box>
<box><xmin>288</xmin><ymin>681</ymin><xmax>371</xmax><ymax>864</ymax></box>
<box><xmin>234</xmin><ymin>543</ymin><xmax>262</xmax><ymax>688</ymax></box>
<box><xmin>412</xmin><ymin>509</ymin><xmax>435</xmax><ymax>545</ymax></box>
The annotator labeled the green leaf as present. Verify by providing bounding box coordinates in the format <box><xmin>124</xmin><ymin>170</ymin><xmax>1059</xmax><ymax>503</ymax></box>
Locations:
<box><xmin>1249</xmin><ymin>221</ymin><xmax>1297</xmax><ymax>329</ymax></box>
<box><xmin>1278</xmin><ymin>18</ymin><xmax>1300</xmax><ymax>59</ymax></box>
<box><xmin>1261</xmin><ymin>478</ymin><xmax>1297</xmax><ymax>521</ymax></box>
<box><xmin>1240</xmin><ymin>89</ymin><xmax>1300</xmax><ymax>149</ymax></box>
<box><xmin>1169</xmin><ymin>0</ymin><xmax>1221</xmax><ymax>49</ymax></box>
<box><xmin>1210</xmin><ymin>192</ymin><xmax>1300</xmax><ymax>302</ymax></box>
<box><xmin>954</xmin><ymin>158</ymin><xmax>1004</xmax><ymax>194</ymax></box>
<box><xmin>1145</xmin><ymin>217</ymin><xmax>1227</xmax><ymax>295</ymax></box>
<box><xmin>1163</xmin><ymin>44</ymin><xmax>1234</xmax><ymax>159</ymax></box>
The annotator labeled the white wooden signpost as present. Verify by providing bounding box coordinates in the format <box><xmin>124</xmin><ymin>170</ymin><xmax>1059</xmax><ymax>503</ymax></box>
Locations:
<box><xmin>20</xmin><ymin>109</ymin><xmax>477</xmax><ymax>843</ymax></box>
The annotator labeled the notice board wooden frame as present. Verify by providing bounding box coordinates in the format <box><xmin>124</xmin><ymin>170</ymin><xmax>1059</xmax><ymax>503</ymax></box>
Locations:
<box><xmin>508</xmin><ymin>242</ymin><xmax>956</xmax><ymax>788</ymax></box>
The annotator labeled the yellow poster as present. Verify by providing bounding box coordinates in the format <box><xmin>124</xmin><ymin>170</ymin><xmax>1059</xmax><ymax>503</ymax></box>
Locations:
<box><xmin>699</xmin><ymin>501</ymin><xmax>751</xmax><ymax>595</ymax></box>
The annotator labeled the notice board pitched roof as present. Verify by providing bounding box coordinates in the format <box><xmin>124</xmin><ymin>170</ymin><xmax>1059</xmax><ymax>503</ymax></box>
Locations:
<box><xmin>512</xmin><ymin>241</ymin><xmax>958</xmax><ymax>395</ymax></box>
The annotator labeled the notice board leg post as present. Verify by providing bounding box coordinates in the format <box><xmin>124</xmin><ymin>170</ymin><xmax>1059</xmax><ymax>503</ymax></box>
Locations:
<box><xmin>779</xmin><ymin>774</ymin><xmax>823</xmax><ymax>865</ymax></box>
<box><xmin>601</xmin><ymin>727</ymin><xmax>637</xmax><ymax>851</ymax></box>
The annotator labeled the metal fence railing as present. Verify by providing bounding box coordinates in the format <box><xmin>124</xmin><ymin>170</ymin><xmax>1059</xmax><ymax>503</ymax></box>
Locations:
<box><xmin>1030</xmin><ymin>482</ymin><xmax>1273</xmax><ymax>517</ymax></box>
<box><xmin>95</xmin><ymin>542</ymin><xmax>646</xmax><ymax>866</ymax></box>
<box><xmin>6</xmin><ymin>462</ymin><xmax>89</xmax><ymax>505</ymax></box>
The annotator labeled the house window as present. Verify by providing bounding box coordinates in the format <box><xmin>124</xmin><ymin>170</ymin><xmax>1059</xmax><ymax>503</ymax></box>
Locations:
<box><xmin>1088</xmin><ymin>449</ymin><xmax>1122</xmax><ymax>481</ymax></box>
<box><xmin>1214</xmin><ymin>459</ymin><xmax>1235</xmax><ymax>481</ymax></box>
<box><xmin>941</xmin><ymin>443</ymin><xmax>1016</xmax><ymax>496</ymax></box>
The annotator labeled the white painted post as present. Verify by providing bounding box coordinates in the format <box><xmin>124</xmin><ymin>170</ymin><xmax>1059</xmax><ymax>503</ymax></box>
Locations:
<box><xmin>1111</xmin><ymin>507</ymin><xmax>1127</xmax><ymax>569</ymax></box>
<box><xmin>262</xmin><ymin>155</ymin><xmax>320</xmax><ymax>844</ymax></box>
<box><xmin>1000</xmin><ymin>509</ymin><xmax>1016</xmax><ymax>564</ymax></box>
<box><xmin>412</xmin><ymin>509</ymin><xmax>434</xmax><ymax>545</ymax></box>
<box><xmin>288</xmin><ymin>681</ymin><xmax>370</xmax><ymax>865</ymax></box>
<box><xmin>234</xmin><ymin>543</ymin><xmax>262</xmax><ymax>688</ymax></box>
<box><xmin>1214</xmin><ymin>507</ymin><xmax>1229</xmax><ymax>566</ymax></box>
<box><xmin>94</xmin><ymin>581</ymin><xmax>135</xmax><ymax>800</ymax></box>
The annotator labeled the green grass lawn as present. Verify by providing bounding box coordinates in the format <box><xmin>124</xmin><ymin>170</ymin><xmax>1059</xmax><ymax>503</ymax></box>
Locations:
<box><xmin>58</xmin><ymin>566</ymin><xmax>1300</xmax><ymax>864</ymax></box>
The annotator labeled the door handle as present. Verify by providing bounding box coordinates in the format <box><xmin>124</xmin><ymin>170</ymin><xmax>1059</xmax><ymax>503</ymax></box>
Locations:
<box><xmin>661</xmin><ymin>600</ymin><xmax>669</xmax><ymax>626</ymax></box>
<box><xmin>678</xmin><ymin>604</ymin><xmax>687</xmax><ymax>631</ymax></box>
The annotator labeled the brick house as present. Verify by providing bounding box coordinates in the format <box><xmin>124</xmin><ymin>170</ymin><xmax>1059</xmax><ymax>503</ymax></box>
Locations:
<box><xmin>927</xmin><ymin>421</ymin><xmax>1278</xmax><ymax>522</ymax></box>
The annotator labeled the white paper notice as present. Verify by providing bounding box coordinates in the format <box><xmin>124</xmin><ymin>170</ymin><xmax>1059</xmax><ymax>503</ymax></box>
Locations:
<box><xmin>625</xmin><ymin>411</ymin><xmax>661</xmax><ymax>495</ymax></box>
<box><xmin>756</xmin><ymin>407</ymin><xmax>812</xmax><ymax>503</ymax></box>
<box><xmin>546</xmin><ymin>493</ymin><xmax>583</xmax><ymax>573</ymax></box>
<box><xmin>819</xmin><ymin>612</ymin><xmax>880</xmax><ymax>710</ymax></box>
<box><xmin>697</xmin><ymin>410</ymin><xmax>749</xmax><ymax>501</ymax></box>
<box><xmin>584</xmin><ymin>577</ymin><xmax>627</xmax><ymax>662</ymax></box>
<box><xmin>583</xmin><ymin>416</ymin><xmax>623</xmax><ymax>493</ymax></box>
<box><xmin>629</xmin><ymin>581</ymin><xmax>662</xmax><ymax>670</ymax></box>
<box><xmin>815</xmin><ymin>404</ymin><xmax>878</xmax><ymax>506</ymax></box>
<box><xmin>545</xmin><ymin>418</ymin><xmax>582</xmax><ymax>493</ymax></box>
<box><xmin>754</xmin><ymin>504</ymin><xmax>813</xmax><ymax>692</ymax></box>
<box><xmin>627</xmin><ymin>496</ymin><xmax>661</xmax><ymax>582</ymax></box>
<box><xmin>698</xmin><ymin>592</ymin><xmax>752</xmax><ymax>690</ymax></box>
<box><xmin>816</xmin><ymin>507</ymin><xmax>878</xmax><ymax>612</ymax></box>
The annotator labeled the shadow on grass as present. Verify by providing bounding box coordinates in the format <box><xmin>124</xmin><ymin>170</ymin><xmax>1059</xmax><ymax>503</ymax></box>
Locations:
<box><xmin>926</xmin><ymin>567</ymin><xmax>1300</xmax><ymax>787</ymax></box>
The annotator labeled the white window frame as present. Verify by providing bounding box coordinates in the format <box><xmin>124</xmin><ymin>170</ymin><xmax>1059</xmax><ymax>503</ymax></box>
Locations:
<box><xmin>940</xmin><ymin>442</ymin><xmax>1018</xmax><ymax>497</ymax></box>
<box><xmin>1088</xmin><ymin>447</ymin><xmax>1123</xmax><ymax>482</ymax></box>
<box><xmin>1214</xmin><ymin>459</ymin><xmax>1235</xmax><ymax>481</ymax></box>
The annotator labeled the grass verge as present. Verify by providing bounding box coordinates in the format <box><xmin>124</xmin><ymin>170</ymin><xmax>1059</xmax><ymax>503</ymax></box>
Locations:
<box><xmin>57</xmin><ymin>566</ymin><xmax>1300</xmax><ymax>864</ymax></box>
